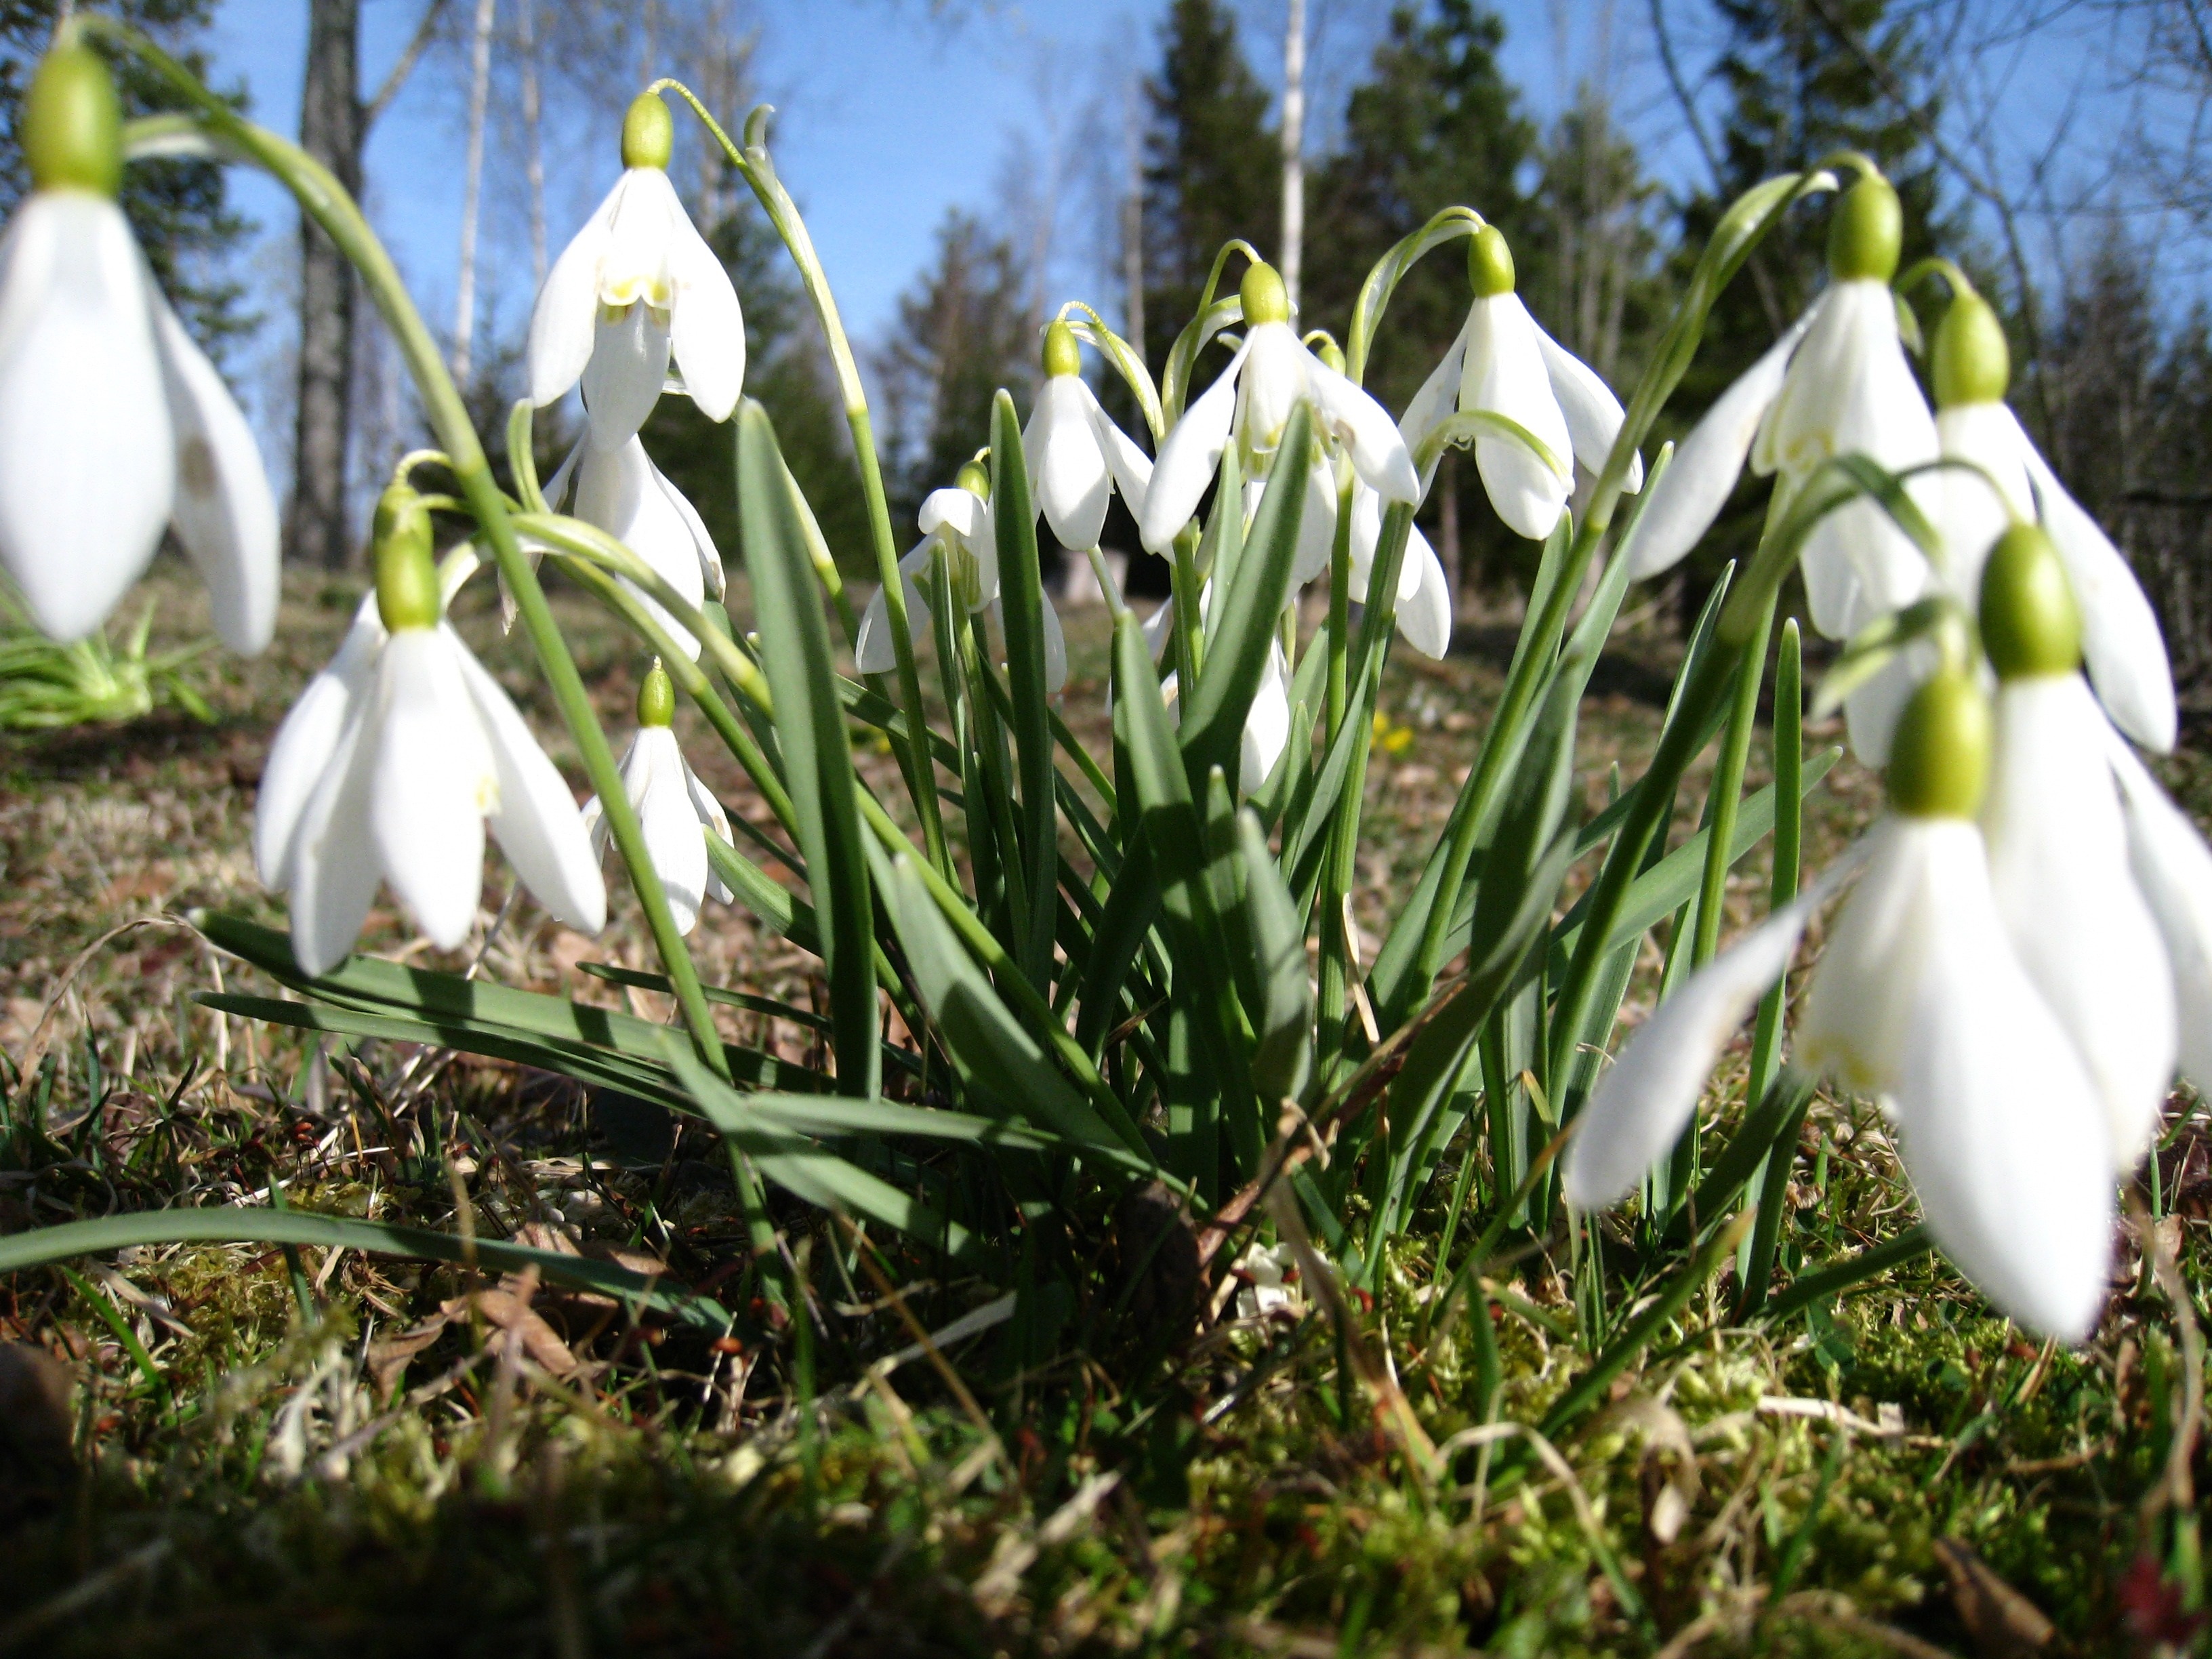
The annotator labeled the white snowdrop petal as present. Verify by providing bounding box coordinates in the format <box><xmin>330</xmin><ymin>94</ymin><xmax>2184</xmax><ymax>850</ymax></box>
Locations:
<box><xmin>369</xmin><ymin>630</ymin><xmax>493</xmax><ymax>951</ymax></box>
<box><xmin>1027</xmin><ymin>376</ymin><xmax>1113</xmax><ymax>550</ymax></box>
<box><xmin>1140</xmin><ymin>594</ymin><xmax>1176</xmax><ymax>662</ymax></box>
<box><xmin>1839</xmin><ymin>638</ymin><xmax>1936</xmax><ymax>769</ymax></box>
<box><xmin>529</xmin><ymin>178</ymin><xmax>621</xmax><ymax>406</ymax></box>
<box><xmin>1395</xmin><ymin>526</ymin><xmax>1454</xmax><ymax>659</ymax></box>
<box><xmin>1983</xmin><ymin>674</ymin><xmax>2175</xmax><ymax>1165</ymax></box>
<box><xmin>1081</xmin><ymin>379</ymin><xmax>1154</xmax><ymax>512</ymax></box>
<box><xmin>455</xmin><ymin>634</ymin><xmax>608</xmax><ymax>935</ymax></box>
<box><xmin>1040</xmin><ymin>592</ymin><xmax>1067</xmax><ymax>693</ymax></box>
<box><xmin>0</xmin><ymin>196</ymin><xmax>173</xmax><ymax>641</ymax></box>
<box><xmin>2106</xmin><ymin>731</ymin><xmax>2212</xmax><ymax>1091</ymax></box>
<box><xmin>666</xmin><ymin>211</ymin><xmax>745</xmax><ymax>422</ymax></box>
<box><xmin>1306</xmin><ymin>352</ymin><xmax>1421</xmax><ymax>505</ymax></box>
<box><xmin>287</xmin><ymin>705</ymin><xmax>381</xmax><ymax>977</ymax></box>
<box><xmin>598</xmin><ymin>168</ymin><xmax>680</xmax><ymax>308</ymax></box>
<box><xmin>1931</xmin><ymin>402</ymin><xmax>2030</xmax><ymax>598</ymax></box>
<box><xmin>1237</xmin><ymin>323</ymin><xmax>1307</xmax><ymax>455</ymax></box>
<box><xmin>149</xmin><ymin>290</ymin><xmax>279</xmax><ymax>654</ymax></box>
<box><xmin>1459</xmin><ymin>294</ymin><xmax>1573</xmax><ymax>541</ymax></box>
<box><xmin>855</xmin><ymin>541</ymin><xmax>934</xmax><ymax>672</ymax></box>
<box><xmin>1399</xmin><ymin>315</ymin><xmax>1471</xmax><ymax>489</ymax></box>
<box><xmin>572</xmin><ymin>434</ymin><xmax>708</xmax><ymax>657</ymax></box>
<box><xmin>579</xmin><ymin>302</ymin><xmax>672</xmax><ymax>447</ymax></box>
<box><xmin>918</xmin><ymin>487</ymin><xmax>983</xmax><ymax>544</ymax></box>
<box><xmin>1240</xmin><ymin>643</ymin><xmax>1292</xmax><ymax>795</ymax></box>
<box><xmin>1141</xmin><ymin>342</ymin><xmax>1249</xmax><ymax>552</ymax></box>
<box><xmin>2007</xmin><ymin>409</ymin><xmax>2177</xmax><ymax>752</ymax></box>
<box><xmin>682</xmin><ymin>758</ymin><xmax>736</xmax><ymax>905</ymax></box>
<box><xmin>657</xmin><ymin>462</ymin><xmax>724</xmax><ymax>598</ymax></box>
<box><xmin>1565</xmin><ymin>883</ymin><xmax>1827</xmax><ymax>1210</ymax></box>
<box><xmin>1533</xmin><ymin>320</ymin><xmax>1641</xmax><ymax>491</ymax></box>
<box><xmin>627</xmin><ymin>726</ymin><xmax>708</xmax><ymax>934</ymax></box>
<box><xmin>1292</xmin><ymin>456</ymin><xmax>1338</xmax><ymax>588</ymax></box>
<box><xmin>256</xmin><ymin>597</ymin><xmax>384</xmax><ymax>888</ymax></box>
<box><xmin>1800</xmin><ymin>817</ymin><xmax>1955</xmax><ymax>1096</ymax></box>
<box><xmin>1889</xmin><ymin>867</ymin><xmax>2114</xmax><ymax>1344</ymax></box>
<box><xmin>1624</xmin><ymin>316</ymin><xmax>1808</xmax><ymax>579</ymax></box>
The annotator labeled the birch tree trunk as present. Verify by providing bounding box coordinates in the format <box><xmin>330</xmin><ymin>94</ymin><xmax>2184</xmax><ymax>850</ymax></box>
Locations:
<box><xmin>451</xmin><ymin>0</ymin><xmax>497</xmax><ymax>384</ymax></box>
<box><xmin>520</xmin><ymin>0</ymin><xmax>545</xmax><ymax>291</ymax></box>
<box><xmin>1278</xmin><ymin>0</ymin><xmax>1305</xmax><ymax>314</ymax></box>
<box><xmin>289</xmin><ymin>0</ymin><xmax>364</xmax><ymax>569</ymax></box>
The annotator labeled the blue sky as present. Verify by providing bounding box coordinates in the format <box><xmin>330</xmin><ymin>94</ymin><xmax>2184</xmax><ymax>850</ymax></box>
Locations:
<box><xmin>195</xmin><ymin>0</ymin><xmax>2196</xmax><ymax>455</ymax></box>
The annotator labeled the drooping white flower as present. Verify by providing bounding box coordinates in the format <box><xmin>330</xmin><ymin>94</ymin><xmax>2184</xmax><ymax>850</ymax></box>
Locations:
<box><xmin>1399</xmin><ymin>224</ymin><xmax>1640</xmax><ymax>541</ymax></box>
<box><xmin>1126</xmin><ymin>592</ymin><xmax>1291</xmax><ymax>796</ymax></box>
<box><xmin>1629</xmin><ymin>176</ymin><xmax>1936</xmax><ymax>644</ymax></box>
<box><xmin>256</xmin><ymin>487</ymin><xmax>605</xmax><ymax>975</ymax></box>
<box><xmin>1139</xmin><ymin>262</ymin><xmax>1418</xmax><ymax>554</ymax></box>
<box><xmin>527</xmin><ymin>93</ymin><xmax>744</xmax><ymax>437</ymax></box>
<box><xmin>1568</xmin><ymin>670</ymin><xmax>2115</xmax><ymax>1343</ymax></box>
<box><xmin>1975</xmin><ymin>523</ymin><xmax>2176</xmax><ymax>1164</ymax></box>
<box><xmin>1348</xmin><ymin>480</ymin><xmax>1453</xmax><ymax>659</ymax></box>
<box><xmin>2105</xmin><ymin>728</ymin><xmax>2212</xmax><ymax>1093</ymax></box>
<box><xmin>582</xmin><ymin>661</ymin><xmax>733</xmax><ymax>935</ymax></box>
<box><xmin>0</xmin><ymin>47</ymin><xmax>277</xmax><ymax>653</ymax></box>
<box><xmin>1928</xmin><ymin>290</ymin><xmax>2175</xmax><ymax>752</ymax></box>
<box><xmin>545</xmin><ymin>431</ymin><xmax>721</xmax><ymax>658</ymax></box>
<box><xmin>856</xmin><ymin>468</ymin><xmax>1067</xmax><ymax>693</ymax></box>
<box><xmin>1022</xmin><ymin>321</ymin><xmax>1152</xmax><ymax>551</ymax></box>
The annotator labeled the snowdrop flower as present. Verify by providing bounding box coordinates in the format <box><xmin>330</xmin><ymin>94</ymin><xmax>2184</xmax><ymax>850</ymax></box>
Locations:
<box><xmin>528</xmin><ymin>93</ymin><xmax>745</xmax><ymax>441</ymax></box>
<box><xmin>0</xmin><ymin>45</ymin><xmax>277</xmax><ymax>652</ymax></box>
<box><xmin>1399</xmin><ymin>225</ymin><xmax>1641</xmax><ymax>541</ymax></box>
<box><xmin>1023</xmin><ymin>321</ymin><xmax>1152</xmax><ymax>550</ymax></box>
<box><xmin>582</xmin><ymin>660</ymin><xmax>733</xmax><ymax>935</ymax></box>
<box><xmin>1348</xmin><ymin>480</ymin><xmax>1453</xmax><ymax>659</ymax></box>
<box><xmin>1629</xmin><ymin>176</ymin><xmax>1936</xmax><ymax>642</ymax></box>
<box><xmin>856</xmin><ymin>463</ymin><xmax>1066</xmax><ymax>693</ymax></box>
<box><xmin>255</xmin><ymin>485</ymin><xmax>605</xmax><ymax>975</ymax></box>
<box><xmin>1927</xmin><ymin>290</ymin><xmax>2175</xmax><ymax>752</ymax></box>
<box><xmin>1976</xmin><ymin>523</ymin><xmax>2175</xmax><ymax>1164</ymax></box>
<box><xmin>1233</xmin><ymin>1241</ymin><xmax>1305</xmax><ymax>1319</ymax></box>
<box><xmin>2106</xmin><ymin>729</ymin><xmax>2212</xmax><ymax>1094</ymax></box>
<box><xmin>545</xmin><ymin>430</ymin><xmax>721</xmax><ymax>657</ymax></box>
<box><xmin>1139</xmin><ymin>262</ymin><xmax>1418</xmax><ymax>553</ymax></box>
<box><xmin>1568</xmin><ymin>668</ymin><xmax>2114</xmax><ymax>1342</ymax></box>
<box><xmin>1125</xmin><ymin>592</ymin><xmax>1290</xmax><ymax>796</ymax></box>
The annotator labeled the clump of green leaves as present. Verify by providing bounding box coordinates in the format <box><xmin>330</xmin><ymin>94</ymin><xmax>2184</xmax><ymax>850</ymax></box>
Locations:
<box><xmin>0</xmin><ymin>590</ymin><xmax>211</xmax><ymax>731</ymax></box>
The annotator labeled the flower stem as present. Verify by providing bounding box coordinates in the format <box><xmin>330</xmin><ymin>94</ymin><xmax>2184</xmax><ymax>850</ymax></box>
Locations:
<box><xmin>653</xmin><ymin>83</ymin><xmax>949</xmax><ymax>880</ymax></box>
<box><xmin>99</xmin><ymin>24</ymin><xmax>729</xmax><ymax>1079</ymax></box>
<box><xmin>1691</xmin><ymin>596</ymin><xmax>1776</xmax><ymax>966</ymax></box>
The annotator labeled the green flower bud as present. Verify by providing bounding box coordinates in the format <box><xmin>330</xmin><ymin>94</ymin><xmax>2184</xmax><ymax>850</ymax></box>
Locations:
<box><xmin>1313</xmin><ymin>337</ymin><xmax>1345</xmax><ymax>375</ymax></box>
<box><xmin>637</xmin><ymin>658</ymin><xmax>676</xmax><ymax>727</ymax></box>
<box><xmin>1931</xmin><ymin>290</ymin><xmax>2010</xmax><ymax>408</ymax></box>
<box><xmin>1887</xmin><ymin>668</ymin><xmax>1992</xmax><ymax>819</ymax></box>
<box><xmin>1042</xmin><ymin>320</ymin><xmax>1082</xmax><ymax>379</ymax></box>
<box><xmin>24</xmin><ymin>45</ymin><xmax>121</xmax><ymax>197</ymax></box>
<box><xmin>1827</xmin><ymin>175</ymin><xmax>1902</xmax><ymax>283</ymax></box>
<box><xmin>1467</xmin><ymin>225</ymin><xmax>1515</xmax><ymax>298</ymax></box>
<box><xmin>1240</xmin><ymin>261</ymin><xmax>1290</xmax><ymax>326</ymax></box>
<box><xmin>955</xmin><ymin>459</ymin><xmax>991</xmax><ymax>501</ymax></box>
<box><xmin>372</xmin><ymin>484</ymin><xmax>439</xmax><ymax>632</ymax></box>
<box><xmin>1979</xmin><ymin>521</ymin><xmax>2081</xmax><ymax>680</ymax></box>
<box><xmin>621</xmin><ymin>92</ymin><xmax>674</xmax><ymax>171</ymax></box>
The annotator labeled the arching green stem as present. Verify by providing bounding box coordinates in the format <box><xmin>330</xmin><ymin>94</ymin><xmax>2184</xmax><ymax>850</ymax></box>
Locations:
<box><xmin>96</xmin><ymin>23</ymin><xmax>729</xmax><ymax>1078</ymax></box>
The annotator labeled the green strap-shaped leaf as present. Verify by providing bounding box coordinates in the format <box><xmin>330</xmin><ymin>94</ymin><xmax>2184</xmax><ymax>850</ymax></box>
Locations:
<box><xmin>1236</xmin><ymin>807</ymin><xmax>1312</xmax><ymax>1103</ymax></box>
<box><xmin>739</xmin><ymin>401</ymin><xmax>879</xmax><ymax>1098</ymax></box>
<box><xmin>0</xmin><ymin>1207</ymin><xmax>733</xmax><ymax>1332</ymax></box>
<box><xmin>1179</xmin><ymin>403</ymin><xmax>1312</xmax><ymax>794</ymax></box>
<box><xmin>990</xmin><ymin>388</ymin><xmax>1059</xmax><ymax>995</ymax></box>
<box><xmin>661</xmin><ymin>1042</ymin><xmax>983</xmax><ymax>1265</ymax></box>
<box><xmin>864</xmin><ymin>838</ymin><xmax>1151</xmax><ymax>1170</ymax></box>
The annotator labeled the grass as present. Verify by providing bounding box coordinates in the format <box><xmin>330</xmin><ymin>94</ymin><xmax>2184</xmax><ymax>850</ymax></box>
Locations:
<box><xmin>0</xmin><ymin>556</ymin><xmax>2205</xmax><ymax>1656</ymax></box>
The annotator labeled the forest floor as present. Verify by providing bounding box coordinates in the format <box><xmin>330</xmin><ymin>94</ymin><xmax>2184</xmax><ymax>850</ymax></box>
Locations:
<box><xmin>0</xmin><ymin>560</ymin><xmax>2207</xmax><ymax>1656</ymax></box>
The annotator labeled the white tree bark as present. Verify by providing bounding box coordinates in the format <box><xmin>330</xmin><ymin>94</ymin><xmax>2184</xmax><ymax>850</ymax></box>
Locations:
<box><xmin>1279</xmin><ymin>0</ymin><xmax>1306</xmax><ymax>316</ymax></box>
<box><xmin>520</xmin><ymin>0</ymin><xmax>545</xmax><ymax>292</ymax></box>
<box><xmin>451</xmin><ymin>0</ymin><xmax>497</xmax><ymax>382</ymax></box>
